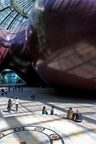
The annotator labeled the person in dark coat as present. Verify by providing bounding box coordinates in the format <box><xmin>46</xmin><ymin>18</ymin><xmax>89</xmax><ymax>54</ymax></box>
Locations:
<box><xmin>31</xmin><ymin>90</ymin><xmax>35</xmax><ymax>100</ymax></box>
<box><xmin>7</xmin><ymin>99</ymin><xmax>12</xmax><ymax>113</ymax></box>
<box><xmin>1</xmin><ymin>88</ymin><xmax>4</xmax><ymax>95</ymax></box>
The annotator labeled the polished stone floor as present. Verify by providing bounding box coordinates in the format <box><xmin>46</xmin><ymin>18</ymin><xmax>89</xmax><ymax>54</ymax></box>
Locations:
<box><xmin>0</xmin><ymin>87</ymin><xmax>96</xmax><ymax>144</ymax></box>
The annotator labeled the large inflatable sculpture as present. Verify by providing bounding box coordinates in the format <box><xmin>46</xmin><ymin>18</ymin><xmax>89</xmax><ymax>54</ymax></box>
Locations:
<box><xmin>0</xmin><ymin>0</ymin><xmax>96</xmax><ymax>90</ymax></box>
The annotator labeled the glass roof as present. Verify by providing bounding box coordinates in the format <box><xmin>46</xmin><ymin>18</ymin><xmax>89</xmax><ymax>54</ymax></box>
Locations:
<box><xmin>0</xmin><ymin>0</ymin><xmax>35</xmax><ymax>30</ymax></box>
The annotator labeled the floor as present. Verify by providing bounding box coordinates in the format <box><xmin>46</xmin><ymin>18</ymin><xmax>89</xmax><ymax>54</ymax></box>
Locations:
<box><xmin>0</xmin><ymin>87</ymin><xmax>96</xmax><ymax>144</ymax></box>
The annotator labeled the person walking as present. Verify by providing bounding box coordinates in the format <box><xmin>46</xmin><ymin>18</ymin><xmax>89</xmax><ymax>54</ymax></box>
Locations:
<box><xmin>5</xmin><ymin>88</ymin><xmax>8</xmax><ymax>95</ymax></box>
<box><xmin>15</xmin><ymin>96</ymin><xmax>20</xmax><ymax>112</ymax></box>
<box><xmin>7</xmin><ymin>99</ymin><xmax>12</xmax><ymax>113</ymax></box>
<box><xmin>1</xmin><ymin>88</ymin><xmax>4</xmax><ymax>95</ymax></box>
<box><xmin>31</xmin><ymin>90</ymin><xmax>35</xmax><ymax>100</ymax></box>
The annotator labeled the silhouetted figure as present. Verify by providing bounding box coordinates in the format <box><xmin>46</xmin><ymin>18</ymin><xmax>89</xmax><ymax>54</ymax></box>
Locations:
<box><xmin>31</xmin><ymin>90</ymin><xmax>35</xmax><ymax>100</ymax></box>
<box><xmin>21</xmin><ymin>86</ymin><xmax>23</xmax><ymax>92</ymax></box>
<box><xmin>18</xmin><ymin>85</ymin><xmax>20</xmax><ymax>91</ymax></box>
<box><xmin>7</xmin><ymin>99</ymin><xmax>12</xmax><ymax>113</ymax></box>
<box><xmin>13</xmin><ymin>86</ymin><xmax>14</xmax><ymax>92</ymax></box>
<box><xmin>15</xmin><ymin>85</ymin><xmax>17</xmax><ymax>90</ymax></box>
<box><xmin>8</xmin><ymin>85</ymin><xmax>10</xmax><ymax>91</ymax></box>
<box><xmin>1</xmin><ymin>88</ymin><xmax>4</xmax><ymax>95</ymax></box>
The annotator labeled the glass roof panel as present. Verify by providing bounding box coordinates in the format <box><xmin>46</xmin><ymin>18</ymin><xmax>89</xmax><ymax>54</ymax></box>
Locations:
<box><xmin>0</xmin><ymin>0</ymin><xmax>35</xmax><ymax>30</ymax></box>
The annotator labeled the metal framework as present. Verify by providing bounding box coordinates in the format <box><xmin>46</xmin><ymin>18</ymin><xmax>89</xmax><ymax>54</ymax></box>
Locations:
<box><xmin>0</xmin><ymin>0</ymin><xmax>35</xmax><ymax>30</ymax></box>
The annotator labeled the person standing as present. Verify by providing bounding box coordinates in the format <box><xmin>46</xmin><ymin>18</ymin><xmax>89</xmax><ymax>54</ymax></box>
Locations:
<box><xmin>8</xmin><ymin>85</ymin><xmax>10</xmax><ymax>91</ymax></box>
<box><xmin>13</xmin><ymin>86</ymin><xmax>15</xmax><ymax>92</ymax></box>
<box><xmin>15</xmin><ymin>96</ymin><xmax>20</xmax><ymax>112</ymax></box>
<box><xmin>21</xmin><ymin>86</ymin><xmax>23</xmax><ymax>92</ymax></box>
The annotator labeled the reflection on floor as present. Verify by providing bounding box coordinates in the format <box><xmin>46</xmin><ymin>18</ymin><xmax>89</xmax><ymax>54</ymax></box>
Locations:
<box><xmin>0</xmin><ymin>87</ymin><xmax>96</xmax><ymax>144</ymax></box>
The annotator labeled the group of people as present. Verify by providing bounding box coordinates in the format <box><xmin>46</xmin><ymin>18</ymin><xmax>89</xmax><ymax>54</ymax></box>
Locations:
<box><xmin>7</xmin><ymin>96</ymin><xmax>20</xmax><ymax>113</ymax></box>
<box><xmin>42</xmin><ymin>106</ymin><xmax>83</xmax><ymax>122</ymax></box>
<box><xmin>42</xmin><ymin>106</ymin><xmax>57</xmax><ymax>115</ymax></box>
<box><xmin>1</xmin><ymin>85</ymin><xmax>23</xmax><ymax>95</ymax></box>
<box><xmin>1</xmin><ymin>88</ymin><xmax>8</xmax><ymax>95</ymax></box>
<box><xmin>67</xmin><ymin>107</ymin><xmax>83</xmax><ymax>122</ymax></box>
<box><xmin>6</xmin><ymin>91</ymin><xmax>82</xmax><ymax>122</ymax></box>
<box><xmin>12</xmin><ymin>85</ymin><xmax>23</xmax><ymax>92</ymax></box>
